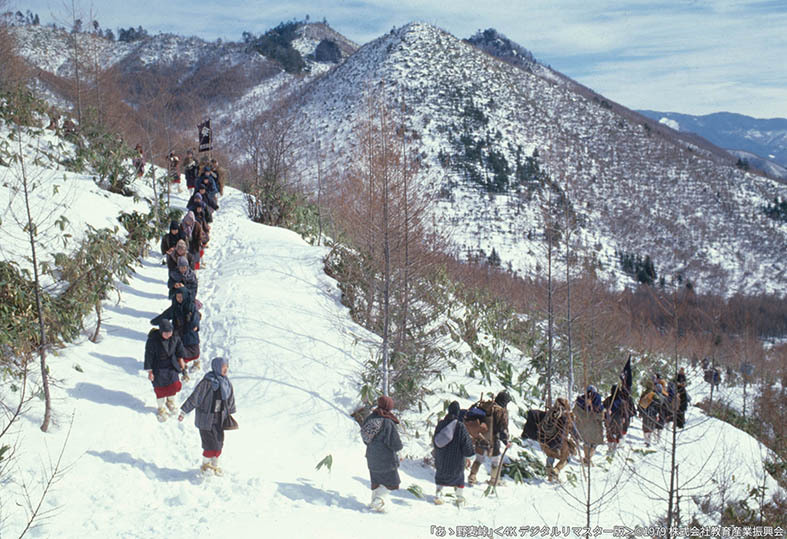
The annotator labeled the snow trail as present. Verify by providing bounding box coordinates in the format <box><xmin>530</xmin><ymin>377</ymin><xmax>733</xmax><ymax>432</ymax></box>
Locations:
<box><xmin>4</xmin><ymin>188</ymin><xmax>782</xmax><ymax>538</ymax></box>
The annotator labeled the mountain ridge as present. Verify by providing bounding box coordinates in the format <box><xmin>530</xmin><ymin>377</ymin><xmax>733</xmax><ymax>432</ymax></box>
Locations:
<box><xmin>288</xmin><ymin>22</ymin><xmax>787</xmax><ymax>296</ymax></box>
<box><xmin>638</xmin><ymin>109</ymin><xmax>787</xmax><ymax>175</ymax></box>
<box><xmin>10</xmin><ymin>20</ymin><xmax>787</xmax><ymax>297</ymax></box>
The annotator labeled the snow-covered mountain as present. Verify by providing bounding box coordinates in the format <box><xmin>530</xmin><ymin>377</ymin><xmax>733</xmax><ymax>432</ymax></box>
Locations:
<box><xmin>12</xmin><ymin>22</ymin><xmax>358</xmax><ymax>118</ymax></box>
<box><xmin>289</xmin><ymin>23</ymin><xmax>787</xmax><ymax>296</ymax></box>
<box><xmin>638</xmin><ymin>110</ymin><xmax>787</xmax><ymax>178</ymax></box>
<box><xmin>11</xmin><ymin>22</ymin><xmax>787</xmax><ymax>297</ymax></box>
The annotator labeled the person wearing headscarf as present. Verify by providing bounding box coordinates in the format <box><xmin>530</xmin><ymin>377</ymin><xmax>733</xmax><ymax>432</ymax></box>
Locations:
<box><xmin>179</xmin><ymin>357</ymin><xmax>236</xmax><ymax>475</ymax></box>
<box><xmin>168</xmin><ymin>256</ymin><xmax>198</xmax><ymax>300</ymax></box>
<box><xmin>361</xmin><ymin>395</ymin><xmax>403</xmax><ymax>512</ymax></box>
<box><xmin>143</xmin><ymin>319</ymin><xmax>186</xmax><ymax>422</ymax></box>
<box><xmin>179</xmin><ymin>211</ymin><xmax>203</xmax><ymax>269</ymax></box>
<box><xmin>151</xmin><ymin>286</ymin><xmax>201</xmax><ymax>376</ymax></box>
<box><xmin>160</xmin><ymin>221</ymin><xmax>184</xmax><ymax>257</ymax></box>
<box><xmin>432</xmin><ymin>401</ymin><xmax>474</xmax><ymax>505</ymax></box>
<box><xmin>166</xmin><ymin>239</ymin><xmax>194</xmax><ymax>272</ymax></box>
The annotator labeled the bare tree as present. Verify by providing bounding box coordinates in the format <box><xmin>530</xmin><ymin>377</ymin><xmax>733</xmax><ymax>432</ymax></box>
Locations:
<box><xmin>329</xmin><ymin>86</ymin><xmax>444</xmax><ymax>403</ymax></box>
<box><xmin>64</xmin><ymin>0</ymin><xmax>84</xmax><ymax>125</ymax></box>
<box><xmin>10</xmin><ymin>124</ymin><xmax>53</xmax><ymax>432</ymax></box>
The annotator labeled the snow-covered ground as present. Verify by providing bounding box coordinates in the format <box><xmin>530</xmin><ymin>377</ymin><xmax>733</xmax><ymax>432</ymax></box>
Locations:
<box><xmin>2</xmin><ymin>179</ymin><xmax>783</xmax><ymax>537</ymax></box>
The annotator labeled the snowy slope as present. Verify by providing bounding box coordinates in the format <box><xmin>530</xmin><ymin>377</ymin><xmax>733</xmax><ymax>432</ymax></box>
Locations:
<box><xmin>3</xmin><ymin>185</ymin><xmax>782</xmax><ymax>537</ymax></box>
<box><xmin>0</xmin><ymin>121</ymin><xmax>150</xmax><ymax>286</ymax></box>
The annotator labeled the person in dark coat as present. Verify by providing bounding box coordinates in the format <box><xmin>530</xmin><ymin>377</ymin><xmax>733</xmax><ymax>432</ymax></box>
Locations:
<box><xmin>160</xmin><ymin>221</ymin><xmax>184</xmax><ymax>257</ymax></box>
<box><xmin>199</xmin><ymin>166</ymin><xmax>219</xmax><ymax>196</ymax></box>
<box><xmin>674</xmin><ymin>368</ymin><xmax>689</xmax><ymax>429</ymax></box>
<box><xmin>361</xmin><ymin>395</ymin><xmax>403</xmax><ymax>512</ymax></box>
<box><xmin>184</xmin><ymin>150</ymin><xmax>198</xmax><ymax>191</ymax></box>
<box><xmin>151</xmin><ymin>287</ymin><xmax>201</xmax><ymax>375</ymax></box>
<box><xmin>603</xmin><ymin>385</ymin><xmax>626</xmax><ymax>452</ymax></box>
<box><xmin>186</xmin><ymin>191</ymin><xmax>206</xmax><ymax>214</ymax></box>
<box><xmin>168</xmin><ymin>256</ymin><xmax>198</xmax><ymax>300</ymax></box>
<box><xmin>143</xmin><ymin>319</ymin><xmax>186</xmax><ymax>421</ymax></box>
<box><xmin>193</xmin><ymin>186</ymin><xmax>216</xmax><ymax>222</ymax></box>
<box><xmin>179</xmin><ymin>357</ymin><xmax>236</xmax><ymax>476</ymax></box>
<box><xmin>194</xmin><ymin>202</ymin><xmax>211</xmax><ymax>234</ymax></box>
<box><xmin>618</xmin><ymin>384</ymin><xmax>637</xmax><ymax>437</ymax></box>
<box><xmin>433</xmin><ymin>401</ymin><xmax>474</xmax><ymax>505</ymax></box>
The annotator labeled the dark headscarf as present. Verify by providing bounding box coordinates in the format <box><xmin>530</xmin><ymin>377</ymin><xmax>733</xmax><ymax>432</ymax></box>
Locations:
<box><xmin>448</xmin><ymin>401</ymin><xmax>461</xmax><ymax>417</ymax></box>
<box><xmin>495</xmin><ymin>391</ymin><xmax>512</xmax><ymax>407</ymax></box>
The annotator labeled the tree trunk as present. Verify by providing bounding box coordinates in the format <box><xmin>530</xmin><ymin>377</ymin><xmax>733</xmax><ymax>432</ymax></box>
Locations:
<box><xmin>70</xmin><ymin>0</ymin><xmax>82</xmax><ymax>125</ymax></box>
<box><xmin>18</xmin><ymin>127</ymin><xmax>52</xmax><ymax>432</ymax></box>
<box><xmin>381</xmin><ymin>105</ymin><xmax>391</xmax><ymax>397</ymax></box>
<box><xmin>91</xmin><ymin>301</ymin><xmax>102</xmax><ymax>343</ymax></box>
<box><xmin>547</xmin><ymin>216</ymin><xmax>554</xmax><ymax>407</ymax></box>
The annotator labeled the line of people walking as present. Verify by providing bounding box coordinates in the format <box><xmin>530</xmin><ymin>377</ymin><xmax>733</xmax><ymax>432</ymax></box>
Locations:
<box><xmin>142</xmin><ymin>152</ymin><xmax>235</xmax><ymax>476</ymax></box>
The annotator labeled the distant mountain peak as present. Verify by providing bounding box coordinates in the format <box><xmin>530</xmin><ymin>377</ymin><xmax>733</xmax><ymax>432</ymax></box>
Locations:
<box><xmin>465</xmin><ymin>28</ymin><xmax>539</xmax><ymax>71</ymax></box>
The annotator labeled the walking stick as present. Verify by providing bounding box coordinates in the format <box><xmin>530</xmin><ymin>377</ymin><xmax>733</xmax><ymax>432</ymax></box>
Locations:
<box><xmin>491</xmin><ymin>443</ymin><xmax>511</xmax><ymax>488</ymax></box>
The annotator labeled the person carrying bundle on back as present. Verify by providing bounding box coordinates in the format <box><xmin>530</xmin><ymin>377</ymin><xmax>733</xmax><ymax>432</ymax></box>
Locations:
<box><xmin>638</xmin><ymin>379</ymin><xmax>663</xmax><ymax>447</ymax></box>
<box><xmin>466</xmin><ymin>391</ymin><xmax>512</xmax><ymax>486</ymax></box>
<box><xmin>522</xmin><ymin>398</ymin><xmax>576</xmax><ymax>482</ymax></box>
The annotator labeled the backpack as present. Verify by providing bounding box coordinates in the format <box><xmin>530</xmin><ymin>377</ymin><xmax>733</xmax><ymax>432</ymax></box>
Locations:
<box><xmin>469</xmin><ymin>399</ymin><xmax>497</xmax><ymax>453</ymax></box>
<box><xmin>638</xmin><ymin>391</ymin><xmax>655</xmax><ymax>411</ymax></box>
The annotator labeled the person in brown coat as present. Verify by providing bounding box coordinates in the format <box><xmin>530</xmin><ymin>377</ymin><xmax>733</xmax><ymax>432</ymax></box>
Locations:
<box><xmin>161</xmin><ymin>221</ymin><xmax>184</xmax><ymax>257</ymax></box>
<box><xmin>467</xmin><ymin>391</ymin><xmax>512</xmax><ymax>486</ymax></box>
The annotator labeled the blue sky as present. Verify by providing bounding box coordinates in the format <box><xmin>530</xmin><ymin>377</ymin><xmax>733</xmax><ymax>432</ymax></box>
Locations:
<box><xmin>15</xmin><ymin>0</ymin><xmax>787</xmax><ymax>118</ymax></box>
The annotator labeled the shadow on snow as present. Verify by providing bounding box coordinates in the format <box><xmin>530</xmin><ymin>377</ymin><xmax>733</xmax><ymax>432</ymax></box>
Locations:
<box><xmin>275</xmin><ymin>481</ymin><xmax>368</xmax><ymax>512</ymax></box>
<box><xmin>89</xmin><ymin>351</ymin><xmax>142</xmax><ymax>376</ymax></box>
<box><xmin>68</xmin><ymin>382</ymin><xmax>149</xmax><ymax>413</ymax></box>
<box><xmin>86</xmin><ymin>450</ymin><xmax>195</xmax><ymax>483</ymax></box>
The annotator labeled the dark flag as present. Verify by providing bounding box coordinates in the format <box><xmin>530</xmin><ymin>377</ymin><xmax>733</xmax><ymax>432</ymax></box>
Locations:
<box><xmin>198</xmin><ymin>119</ymin><xmax>212</xmax><ymax>153</ymax></box>
<box><xmin>620</xmin><ymin>355</ymin><xmax>633</xmax><ymax>391</ymax></box>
